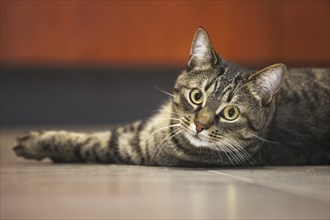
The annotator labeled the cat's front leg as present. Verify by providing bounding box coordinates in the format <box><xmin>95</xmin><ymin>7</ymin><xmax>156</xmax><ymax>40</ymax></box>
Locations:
<box><xmin>13</xmin><ymin>130</ymin><xmax>113</xmax><ymax>163</ymax></box>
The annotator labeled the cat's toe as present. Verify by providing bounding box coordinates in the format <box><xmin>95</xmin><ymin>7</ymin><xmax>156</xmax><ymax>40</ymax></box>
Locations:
<box><xmin>13</xmin><ymin>132</ymin><xmax>44</xmax><ymax>160</ymax></box>
<box><xmin>13</xmin><ymin>144</ymin><xmax>42</xmax><ymax>160</ymax></box>
<box><xmin>13</xmin><ymin>144</ymin><xmax>32</xmax><ymax>158</ymax></box>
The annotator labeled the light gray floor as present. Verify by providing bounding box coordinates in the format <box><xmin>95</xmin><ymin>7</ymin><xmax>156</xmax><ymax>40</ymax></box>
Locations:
<box><xmin>1</xmin><ymin>126</ymin><xmax>329</xmax><ymax>219</ymax></box>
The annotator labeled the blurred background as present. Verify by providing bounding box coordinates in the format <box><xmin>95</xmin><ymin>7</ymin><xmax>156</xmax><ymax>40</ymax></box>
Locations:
<box><xmin>1</xmin><ymin>1</ymin><xmax>329</xmax><ymax>126</ymax></box>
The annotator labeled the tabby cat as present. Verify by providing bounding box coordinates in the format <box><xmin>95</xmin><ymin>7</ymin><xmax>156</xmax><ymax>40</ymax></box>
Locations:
<box><xmin>13</xmin><ymin>28</ymin><xmax>330</xmax><ymax>167</ymax></box>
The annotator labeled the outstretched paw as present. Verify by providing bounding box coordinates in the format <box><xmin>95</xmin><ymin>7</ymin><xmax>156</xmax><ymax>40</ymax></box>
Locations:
<box><xmin>13</xmin><ymin>131</ymin><xmax>44</xmax><ymax>160</ymax></box>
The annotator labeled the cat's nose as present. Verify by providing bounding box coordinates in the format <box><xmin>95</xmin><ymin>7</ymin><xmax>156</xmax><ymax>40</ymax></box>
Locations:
<box><xmin>195</xmin><ymin>121</ymin><xmax>206</xmax><ymax>133</ymax></box>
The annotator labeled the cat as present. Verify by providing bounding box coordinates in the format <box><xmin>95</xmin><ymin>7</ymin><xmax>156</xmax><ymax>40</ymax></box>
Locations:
<box><xmin>13</xmin><ymin>27</ymin><xmax>330</xmax><ymax>167</ymax></box>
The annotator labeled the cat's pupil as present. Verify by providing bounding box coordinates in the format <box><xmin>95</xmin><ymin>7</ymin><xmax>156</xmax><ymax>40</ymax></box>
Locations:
<box><xmin>194</xmin><ymin>92</ymin><xmax>201</xmax><ymax>100</ymax></box>
<box><xmin>228</xmin><ymin>108</ymin><xmax>235</xmax><ymax>117</ymax></box>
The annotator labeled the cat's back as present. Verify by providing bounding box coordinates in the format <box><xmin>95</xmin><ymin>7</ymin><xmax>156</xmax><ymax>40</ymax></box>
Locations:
<box><xmin>284</xmin><ymin>68</ymin><xmax>329</xmax><ymax>94</ymax></box>
<box><xmin>282</xmin><ymin>68</ymin><xmax>329</xmax><ymax>115</ymax></box>
<box><xmin>277</xmin><ymin>67</ymin><xmax>329</xmax><ymax>112</ymax></box>
<box><xmin>267</xmin><ymin>67</ymin><xmax>330</xmax><ymax>165</ymax></box>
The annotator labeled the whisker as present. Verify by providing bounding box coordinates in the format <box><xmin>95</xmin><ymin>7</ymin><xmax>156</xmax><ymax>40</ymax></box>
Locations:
<box><xmin>231</xmin><ymin>140</ymin><xmax>254</xmax><ymax>166</ymax></box>
<box><xmin>144</xmin><ymin>124</ymin><xmax>181</xmax><ymax>142</ymax></box>
<box><xmin>216</xmin><ymin>141</ymin><xmax>236</xmax><ymax>167</ymax></box>
<box><xmin>223</xmin><ymin>139</ymin><xmax>249</xmax><ymax>167</ymax></box>
<box><xmin>157</xmin><ymin>117</ymin><xmax>182</xmax><ymax>122</ymax></box>
<box><xmin>200</xmin><ymin>135</ymin><xmax>238</xmax><ymax>166</ymax></box>
<box><xmin>224</xmin><ymin>143</ymin><xmax>242</xmax><ymax>167</ymax></box>
<box><xmin>222</xmin><ymin>139</ymin><xmax>247</xmax><ymax>166</ymax></box>
<box><xmin>227</xmin><ymin>139</ymin><xmax>255</xmax><ymax>166</ymax></box>
<box><xmin>251</xmin><ymin>134</ymin><xmax>278</xmax><ymax>144</ymax></box>
<box><xmin>204</xmin><ymin>133</ymin><xmax>248</xmax><ymax>167</ymax></box>
<box><xmin>153</xmin><ymin>86</ymin><xmax>174</xmax><ymax>97</ymax></box>
<box><xmin>211</xmin><ymin>141</ymin><xmax>223</xmax><ymax>163</ymax></box>
<box><xmin>153</xmin><ymin>129</ymin><xmax>183</xmax><ymax>163</ymax></box>
<box><xmin>152</xmin><ymin>109</ymin><xmax>181</xmax><ymax>117</ymax></box>
<box><xmin>149</xmin><ymin>128</ymin><xmax>181</xmax><ymax>164</ymax></box>
<box><xmin>149</xmin><ymin>128</ymin><xmax>182</xmax><ymax>164</ymax></box>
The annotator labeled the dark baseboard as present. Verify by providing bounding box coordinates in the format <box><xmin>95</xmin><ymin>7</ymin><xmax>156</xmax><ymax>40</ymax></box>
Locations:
<box><xmin>1</xmin><ymin>66</ymin><xmax>181</xmax><ymax>125</ymax></box>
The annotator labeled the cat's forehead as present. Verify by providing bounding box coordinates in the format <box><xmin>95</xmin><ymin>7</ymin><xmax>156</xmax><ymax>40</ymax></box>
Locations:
<box><xmin>177</xmin><ymin>65</ymin><xmax>245</xmax><ymax>90</ymax></box>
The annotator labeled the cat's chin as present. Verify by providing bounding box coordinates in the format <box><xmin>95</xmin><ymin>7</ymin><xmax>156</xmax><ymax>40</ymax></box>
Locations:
<box><xmin>184</xmin><ymin>132</ymin><xmax>213</xmax><ymax>148</ymax></box>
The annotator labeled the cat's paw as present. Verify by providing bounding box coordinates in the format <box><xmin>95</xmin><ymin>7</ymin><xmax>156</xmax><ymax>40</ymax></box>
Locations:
<box><xmin>13</xmin><ymin>131</ymin><xmax>44</xmax><ymax>160</ymax></box>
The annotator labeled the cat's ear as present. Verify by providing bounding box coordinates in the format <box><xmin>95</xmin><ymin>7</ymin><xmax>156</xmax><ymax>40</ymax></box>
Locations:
<box><xmin>188</xmin><ymin>27</ymin><xmax>218</xmax><ymax>70</ymax></box>
<box><xmin>246</xmin><ymin>63</ymin><xmax>286</xmax><ymax>105</ymax></box>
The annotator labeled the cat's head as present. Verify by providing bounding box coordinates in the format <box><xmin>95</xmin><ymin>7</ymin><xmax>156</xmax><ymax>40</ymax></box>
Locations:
<box><xmin>172</xmin><ymin>28</ymin><xmax>286</xmax><ymax>153</ymax></box>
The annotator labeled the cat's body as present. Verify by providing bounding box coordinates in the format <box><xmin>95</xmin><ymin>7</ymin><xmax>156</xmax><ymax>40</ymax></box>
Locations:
<box><xmin>13</xmin><ymin>28</ymin><xmax>330</xmax><ymax>167</ymax></box>
<box><xmin>264</xmin><ymin>68</ymin><xmax>330</xmax><ymax>165</ymax></box>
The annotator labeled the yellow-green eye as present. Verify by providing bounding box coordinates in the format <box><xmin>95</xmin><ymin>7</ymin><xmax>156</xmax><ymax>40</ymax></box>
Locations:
<box><xmin>189</xmin><ymin>88</ymin><xmax>204</xmax><ymax>105</ymax></box>
<box><xmin>222</xmin><ymin>106</ymin><xmax>240</xmax><ymax>121</ymax></box>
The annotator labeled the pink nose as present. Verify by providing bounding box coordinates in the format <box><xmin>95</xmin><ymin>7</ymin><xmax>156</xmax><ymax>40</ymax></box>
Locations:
<box><xmin>195</xmin><ymin>122</ymin><xmax>206</xmax><ymax>133</ymax></box>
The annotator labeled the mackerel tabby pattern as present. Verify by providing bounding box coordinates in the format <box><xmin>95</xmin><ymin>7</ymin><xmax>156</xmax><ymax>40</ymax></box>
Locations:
<box><xmin>13</xmin><ymin>28</ymin><xmax>330</xmax><ymax>167</ymax></box>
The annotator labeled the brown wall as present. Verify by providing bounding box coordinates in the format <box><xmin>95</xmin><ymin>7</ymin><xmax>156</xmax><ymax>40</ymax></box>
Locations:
<box><xmin>1</xmin><ymin>1</ymin><xmax>329</xmax><ymax>66</ymax></box>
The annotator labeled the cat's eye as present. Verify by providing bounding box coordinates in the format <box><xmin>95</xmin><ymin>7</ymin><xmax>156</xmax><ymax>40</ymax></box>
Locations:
<box><xmin>189</xmin><ymin>88</ymin><xmax>204</xmax><ymax>105</ymax></box>
<box><xmin>222</xmin><ymin>106</ymin><xmax>240</xmax><ymax>121</ymax></box>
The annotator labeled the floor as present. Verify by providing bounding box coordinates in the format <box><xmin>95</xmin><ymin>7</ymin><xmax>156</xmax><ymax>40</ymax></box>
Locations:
<box><xmin>1</xmin><ymin>126</ymin><xmax>329</xmax><ymax>220</ymax></box>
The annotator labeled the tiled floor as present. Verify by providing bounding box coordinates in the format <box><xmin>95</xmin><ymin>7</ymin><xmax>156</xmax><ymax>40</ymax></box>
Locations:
<box><xmin>1</xmin><ymin>126</ymin><xmax>329</xmax><ymax>219</ymax></box>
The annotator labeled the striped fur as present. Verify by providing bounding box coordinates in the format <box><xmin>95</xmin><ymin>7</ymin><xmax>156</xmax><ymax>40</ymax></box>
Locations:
<box><xmin>13</xmin><ymin>28</ymin><xmax>330</xmax><ymax>166</ymax></box>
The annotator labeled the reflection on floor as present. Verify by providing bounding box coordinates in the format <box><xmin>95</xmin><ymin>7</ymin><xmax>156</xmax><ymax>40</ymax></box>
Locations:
<box><xmin>1</xmin><ymin>126</ymin><xmax>329</xmax><ymax>219</ymax></box>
